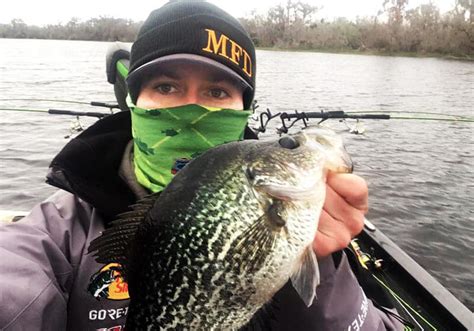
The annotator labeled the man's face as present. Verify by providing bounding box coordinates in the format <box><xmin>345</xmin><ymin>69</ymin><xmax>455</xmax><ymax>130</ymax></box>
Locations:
<box><xmin>136</xmin><ymin>62</ymin><xmax>245</xmax><ymax>110</ymax></box>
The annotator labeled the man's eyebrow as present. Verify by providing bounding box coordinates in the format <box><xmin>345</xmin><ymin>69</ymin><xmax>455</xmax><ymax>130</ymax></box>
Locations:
<box><xmin>205</xmin><ymin>71</ymin><xmax>245</xmax><ymax>90</ymax></box>
<box><xmin>146</xmin><ymin>68</ymin><xmax>182</xmax><ymax>81</ymax></box>
<box><xmin>143</xmin><ymin>66</ymin><xmax>245</xmax><ymax>89</ymax></box>
<box><xmin>206</xmin><ymin>71</ymin><xmax>234</xmax><ymax>83</ymax></box>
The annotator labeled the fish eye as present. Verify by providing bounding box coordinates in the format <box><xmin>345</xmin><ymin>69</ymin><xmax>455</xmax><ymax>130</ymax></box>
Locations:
<box><xmin>279</xmin><ymin>136</ymin><xmax>299</xmax><ymax>149</ymax></box>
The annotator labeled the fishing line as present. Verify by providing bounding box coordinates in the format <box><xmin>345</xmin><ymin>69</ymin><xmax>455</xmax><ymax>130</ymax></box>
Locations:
<box><xmin>0</xmin><ymin>107</ymin><xmax>111</xmax><ymax>118</ymax></box>
<box><xmin>347</xmin><ymin>110</ymin><xmax>469</xmax><ymax>117</ymax></box>
<box><xmin>0</xmin><ymin>99</ymin><xmax>120</xmax><ymax>110</ymax></box>
<box><xmin>3</xmin><ymin>106</ymin><xmax>473</xmax><ymax>127</ymax></box>
<box><xmin>348</xmin><ymin>241</ymin><xmax>433</xmax><ymax>330</ymax></box>
<box><xmin>346</xmin><ymin>111</ymin><xmax>474</xmax><ymax>122</ymax></box>
<box><xmin>373</xmin><ymin>274</ymin><xmax>438</xmax><ymax>330</ymax></box>
<box><xmin>253</xmin><ymin>108</ymin><xmax>474</xmax><ymax>134</ymax></box>
<box><xmin>0</xmin><ymin>98</ymin><xmax>90</xmax><ymax>105</ymax></box>
<box><xmin>380</xmin><ymin>116</ymin><xmax>473</xmax><ymax>122</ymax></box>
<box><xmin>0</xmin><ymin>107</ymin><xmax>49</xmax><ymax>113</ymax></box>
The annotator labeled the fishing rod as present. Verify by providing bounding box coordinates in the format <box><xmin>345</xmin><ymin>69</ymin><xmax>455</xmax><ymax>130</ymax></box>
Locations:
<box><xmin>3</xmin><ymin>103</ymin><xmax>473</xmax><ymax>134</ymax></box>
<box><xmin>0</xmin><ymin>97</ymin><xmax>121</xmax><ymax>121</ymax></box>
<box><xmin>0</xmin><ymin>106</ymin><xmax>120</xmax><ymax>138</ymax></box>
<box><xmin>347</xmin><ymin>110</ymin><xmax>470</xmax><ymax>117</ymax></box>
<box><xmin>0</xmin><ymin>107</ymin><xmax>112</xmax><ymax>119</ymax></box>
<box><xmin>0</xmin><ymin>96</ymin><xmax>124</xmax><ymax>118</ymax></box>
<box><xmin>346</xmin><ymin>110</ymin><xmax>474</xmax><ymax>122</ymax></box>
<box><xmin>0</xmin><ymin>98</ymin><xmax>120</xmax><ymax>109</ymax></box>
<box><xmin>253</xmin><ymin>108</ymin><xmax>474</xmax><ymax>135</ymax></box>
<box><xmin>254</xmin><ymin>109</ymin><xmax>391</xmax><ymax>134</ymax></box>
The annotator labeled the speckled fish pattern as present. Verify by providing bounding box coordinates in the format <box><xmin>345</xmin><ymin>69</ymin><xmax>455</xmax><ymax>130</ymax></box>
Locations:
<box><xmin>93</xmin><ymin>128</ymin><xmax>352</xmax><ymax>330</ymax></box>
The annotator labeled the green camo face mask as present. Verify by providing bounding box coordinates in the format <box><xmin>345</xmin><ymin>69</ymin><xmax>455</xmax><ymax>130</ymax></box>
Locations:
<box><xmin>130</xmin><ymin>103</ymin><xmax>252</xmax><ymax>193</ymax></box>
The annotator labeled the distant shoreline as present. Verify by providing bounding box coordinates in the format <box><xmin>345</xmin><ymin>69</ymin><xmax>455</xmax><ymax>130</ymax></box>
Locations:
<box><xmin>257</xmin><ymin>46</ymin><xmax>474</xmax><ymax>61</ymax></box>
<box><xmin>2</xmin><ymin>1</ymin><xmax>472</xmax><ymax>62</ymax></box>
<box><xmin>1</xmin><ymin>37</ymin><xmax>472</xmax><ymax>61</ymax></box>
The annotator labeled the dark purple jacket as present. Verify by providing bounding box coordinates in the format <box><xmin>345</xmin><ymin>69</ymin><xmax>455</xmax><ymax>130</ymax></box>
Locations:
<box><xmin>0</xmin><ymin>112</ymin><xmax>404</xmax><ymax>330</ymax></box>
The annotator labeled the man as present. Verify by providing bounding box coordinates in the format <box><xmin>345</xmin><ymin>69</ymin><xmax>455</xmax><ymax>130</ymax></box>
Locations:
<box><xmin>0</xmin><ymin>1</ymin><xmax>403</xmax><ymax>330</ymax></box>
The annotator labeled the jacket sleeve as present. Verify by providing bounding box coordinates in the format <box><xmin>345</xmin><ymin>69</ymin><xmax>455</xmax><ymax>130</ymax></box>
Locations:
<box><xmin>0</xmin><ymin>191</ymin><xmax>92</xmax><ymax>330</ymax></box>
<box><xmin>261</xmin><ymin>252</ymin><xmax>405</xmax><ymax>331</ymax></box>
<box><xmin>311</xmin><ymin>253</ymin><xmax>405</xmax><ymax>330</ymax></box>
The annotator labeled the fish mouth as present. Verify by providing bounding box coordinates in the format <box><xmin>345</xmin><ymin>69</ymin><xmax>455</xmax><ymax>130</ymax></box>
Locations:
<box><xmin>255</xmin><ymin>181</ymin><xmax>321</xmax><ymax>201</ymax></box>
<box><xmin>329</xmin><ymin>152</ymin><xmax>353</xmax><ymax>173</ymax></box>
<box><xmin>316</xmin><ymin>143</ymin><xmax>353</xmax><ymax>174</ymax></box>
<box><xmin>299</xmin><ymin>130</ymin><xmax>354</xmax><ymax>173</ymax></box>
<box><xmin>333</xmin><ymin>145</ymin><xmax>353</xmax><ymax>173</ymax></box>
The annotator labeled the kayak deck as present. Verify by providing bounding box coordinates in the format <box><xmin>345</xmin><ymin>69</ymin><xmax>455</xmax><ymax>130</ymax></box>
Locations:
<box><xmin>355</xmin><ymin>224</ymin><xmax>472</xmax><ymax>330</ymax></box>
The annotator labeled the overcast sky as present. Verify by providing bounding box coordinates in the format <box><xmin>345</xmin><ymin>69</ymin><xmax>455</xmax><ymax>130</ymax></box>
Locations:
<box><xmin>0</xmin><ymin>0</ymin><xmax>457</xmax><ymax>26</ymax></box>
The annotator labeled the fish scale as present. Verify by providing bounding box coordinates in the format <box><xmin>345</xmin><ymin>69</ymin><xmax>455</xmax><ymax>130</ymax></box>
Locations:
<box><xmin>89</xmin><ymin>129</ymin><xmax>352</xmax><ymax>330</ymax></box>
<box><xmin>135</xmin><ymin>176</ymin><xmax>263</xmax><ymax>329</ymax></box>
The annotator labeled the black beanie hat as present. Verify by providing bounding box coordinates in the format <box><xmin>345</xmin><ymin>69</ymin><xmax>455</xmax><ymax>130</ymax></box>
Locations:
<box><xmin>127</xmin><ymin>0</ymin><xmax>256</xmax><ymax>109</ymax></box>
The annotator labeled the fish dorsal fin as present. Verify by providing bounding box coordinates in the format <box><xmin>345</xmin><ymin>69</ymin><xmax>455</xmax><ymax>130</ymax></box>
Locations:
<box><xmin>87</xmin><ymin>192</ymin><xmax>160</xmax><ymax>281</ymax></box>
<box><xmin>290</xmin><ymin>245</ymin><xmax>320</xmax><ymax>307</ymax></box>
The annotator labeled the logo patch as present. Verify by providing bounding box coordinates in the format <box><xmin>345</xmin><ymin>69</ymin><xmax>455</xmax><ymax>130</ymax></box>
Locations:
<box><xmin>87</xmin><ymin>263</ymin><xmax>129</xmax><ymax>301</ymax></box>
<box><xmin>90</xmin><ymin>308</ymin><xmax>128</xmax><ymax>321</ymax></box>
<box><xmin>171</xmin><ymin>158</ymin><xmax>191</xmax><ymax>174</ymax></box>
<box><xmin>202</xmin><ymin>28</ymin><xmax>252</xmax><ymax>78</ymax></box>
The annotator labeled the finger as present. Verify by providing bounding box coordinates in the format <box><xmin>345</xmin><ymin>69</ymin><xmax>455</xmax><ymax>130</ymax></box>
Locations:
<box><xmin>326</xmin><ymin>173</ymin><xmax>368</xmax><ymax>212</ymax></box>
<box><xmin>313</xmin><ymin>209</ymin><xmax>352</xmax><ymax>257</ymax></box>
<box><xmin>323</xmin><ymin>185</ymin><xmax>365</xmax><ymax>236</ymax></box>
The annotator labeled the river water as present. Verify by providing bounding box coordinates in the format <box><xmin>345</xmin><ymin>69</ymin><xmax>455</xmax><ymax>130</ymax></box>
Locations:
<box><xmin>0</xmin><ymin>39</ymin><xmax>473</xmax><ymax>310</ymax></box>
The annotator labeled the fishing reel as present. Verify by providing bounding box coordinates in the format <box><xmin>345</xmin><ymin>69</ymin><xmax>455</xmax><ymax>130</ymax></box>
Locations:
<box><xmin>350</xmin><ymin>239</ymin><xmax>384</xmax><ymax>271</ymax></box>
<box><xmin>64</xmin><ymin>116</ymin><xmax>84</xmax><ymax>139</ymax></box>
<box><xmin>250</xmin><ymin>103</ymin><xmax>385</xmax><ymax>136</ymax></box>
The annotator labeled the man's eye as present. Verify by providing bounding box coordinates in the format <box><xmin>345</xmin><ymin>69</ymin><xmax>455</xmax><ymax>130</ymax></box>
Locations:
<box><xmin>155</xmin><ymin>84</ymin><xmax>177</xmax><ymax>94</ymax></box>
<box><xmin>209</xmin><ymin>89</ymin><xmax>229</xmax><ymax>99</ymax></box>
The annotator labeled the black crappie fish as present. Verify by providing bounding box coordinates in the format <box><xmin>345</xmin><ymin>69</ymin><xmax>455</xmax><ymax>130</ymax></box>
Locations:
<box><xmin>89</xmin><ymin>127</ymin><xmax>352</xmax><ymax>330</ymax></box>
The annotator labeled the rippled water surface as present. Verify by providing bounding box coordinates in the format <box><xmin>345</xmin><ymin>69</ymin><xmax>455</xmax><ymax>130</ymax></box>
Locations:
<box><xmin>0</xmin><ymin>39</ymin><xmax>473</xmax><ymax>310</ymax></box>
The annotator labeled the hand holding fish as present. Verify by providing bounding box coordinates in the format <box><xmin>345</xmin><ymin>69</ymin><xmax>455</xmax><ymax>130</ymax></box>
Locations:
<box><xmin>313</xmin><ymin>173</ymin><xmax>368</xmax><ymax>258</ymax></box>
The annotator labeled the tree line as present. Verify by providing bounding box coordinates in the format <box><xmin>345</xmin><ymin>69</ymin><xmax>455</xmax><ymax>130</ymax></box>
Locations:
<box><xmin>0</xmin><ymin>0</ymin><xmax>472</xmax><ymax>57</ymax></box>
<box><xmin>240</xmin><ymin>0</ymin><xmax>473</xmax><ymax>56</ymax></box>
<box><xmin>0</xmin><ymin>17</ymin><xmax>141</xmax><ymax>42</ymax></box>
